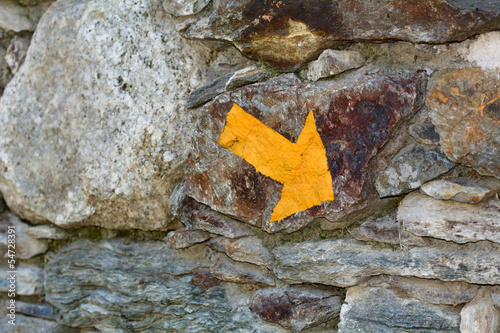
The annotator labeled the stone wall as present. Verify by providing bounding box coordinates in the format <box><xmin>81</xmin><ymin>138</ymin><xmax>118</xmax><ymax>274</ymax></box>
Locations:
<box><xmin>0</xmin><ymin>0</ymin><xmax>499</xmax><ymax>332</ymax></box>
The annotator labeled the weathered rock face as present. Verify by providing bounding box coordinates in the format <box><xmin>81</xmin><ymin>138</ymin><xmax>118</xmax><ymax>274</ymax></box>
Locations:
<box><xmin>0</xmin><ymin>0</ymin><xmax>251</xmax><ymax>230</ymax></box>
<box><xmin>210</xmin><ymin>254</ymin><xmax>276</xmax><ymax>286</ymax></box>
<box><xmin>420</xmin><ymin>177</ymin><xmax>500</xmax><ymax>204</ymax></box>
<box><xmin>338</xmin><ymin>276</ymin><xmax>461</xmax><ymax>333</ymax></box>
<box><xmin>300</xmin><ymin>49</ymin><xmax>365</xmax><ymax>82</ymax></box>
<box><xmin>273</xmin><ymin>238</ymin><xmax>500</xmax><ymax>287</ymax></box>
<box><xmin>178</xmin><ymin>0</ymin><xmax>500</xmax><ymax>70</ymax></box>
<box><xmin>45</xmin><ymin>239</ymin><xmax>287</xmax><ymax>332</ymax></box>
<box><xmin>399</xmin><ymin>192</ymin><xmax>500</xmax><ymax>244</ymax></box>
<box><xmin>208</xmin><ymin>236</ymin><xmax>274</xmax><ymax>268</ymax></box>
<box><xmin>0</xmin><ymin>213</ymin><xmax>48</xmax><ymax>259</ymax></box>
<box><xmin>0</xmin><ymin>264</ymin><xmax>44</xmax><ymax>295</ymax></box>
<box><xmin>249</xmin><ymin>286</ymin><xmax>342</xmax><ymax>332</ymax></box>
<box><xmin>375</xmin><ymin>143</ymin><xmax>455</xmax><ymax>197</ymax></box>
<box><xmin>349</xmin><ymin>213</ymin><xmax>427</xmax><ymax>246</ymax></box>
<box><xmin>186</xmin><ymin>72</ymin><xmax>425</xmax><ymax>233</ymax></box>
<box><xmin>460</xmin><ymin>288</ymin><xmax>500</xmax><ymax>333</ymax></box>
<box><xmin>427</xmin><ymin>67</ymin><xmax>500</xmax><ymax>178</ymax></box>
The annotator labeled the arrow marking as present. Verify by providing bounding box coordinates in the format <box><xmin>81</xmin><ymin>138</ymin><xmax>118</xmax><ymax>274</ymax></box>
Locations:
<box><xmin>219</xmin><ymin>103</ymin><xmax>334</xmax><ymax>222</ymax></box>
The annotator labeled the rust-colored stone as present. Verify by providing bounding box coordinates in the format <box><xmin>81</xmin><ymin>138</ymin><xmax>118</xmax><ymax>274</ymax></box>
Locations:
<box><xmin>427</xmin><ymin>68</ymin><xmax>500</xmax><ymax>178</ymax></box>
<box><xmin>179</xmin><ymin>0</ymin><xmax>500</xmax><ymax>71</ymax></box>
<box><xmin>186</xmin><ymin>72</ymin><xmax>425</xmax><ymax>233</ymax></box>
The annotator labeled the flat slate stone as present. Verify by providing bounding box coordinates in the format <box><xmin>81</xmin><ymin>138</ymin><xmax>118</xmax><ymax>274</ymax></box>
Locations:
<box><xmin>178</xmin><ymin>0</ymin><xmax>500</xmax><ymax>70</ymax></box>
<box><xmin>45</xmin><ymin>239</ymin><xmax>286</xmax><ymax>332</ymax></box>
<box><xmin>208</xmin><ymin>236</ymin><xmax>274</xmax><ymax>268</ymax></box>
<box><xmin>338</xmin><ymin>276</ymin><xmax>461</xmax><ymax>333</ymax></box>
<box><xmin>420</xmin><ymin>177</ymin><xmax>500</xmax><ymax>204</ymax></box>
<box><xmin>210</xmin><ymin>254</ymin><xmax>275</xmax><ymax>286</ymax></box>
<box><xmin>186</xmin><ymin>72</ymin><xmax>425</xmax><ymax>234</ymax></box>
<box><xmin>427</xmin><ymin>67</ymin><xmax>500</xmax><ymax>178</ymax></box>
<box><xmin>399</xmin><ymin>192</ymin><xmax>500</xmax><ymax>244</ymax></box>
<box><xmin>273</xmin><ymin>238</ymin><xmax>500</xmax><ymax>287</ymax></box>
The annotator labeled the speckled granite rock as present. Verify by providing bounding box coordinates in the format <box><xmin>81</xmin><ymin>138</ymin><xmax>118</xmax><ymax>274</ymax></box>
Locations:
<box><xmin>0</xmin><ymin>0</ymin><xmax>252</xmax><ymax>230</ymax></box>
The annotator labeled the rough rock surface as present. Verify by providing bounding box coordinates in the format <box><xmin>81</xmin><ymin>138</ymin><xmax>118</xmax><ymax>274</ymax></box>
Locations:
<box><xmin>338</xmin><ymin>276</ymin><xmax>461</xmax><ymax>333</ymax></box>
<box><xmin>208</xmin><ymin>236</ymin><xmax>274</xmax><ymax>268</ymax></box>
<box><xmin>273</xmin><ymin>238</ymin><xmax>500</xmax><ymax>286</ymax></box>
<box><xmin>162</xmin><ymin>0</ymin><xmax>211</xmax><ymax>17</ymax></box>
<box><xmin>178</xmin><ymin>0</ymin><xmax>500</xmax><ymax>70</ymax></box>
<box><xmin>0</xmin><ymin>264</ymin><xmax>44</xmax><ymax>295</ymax></box>
<box><xmin>45</xmin><ymin>239</ymin><xmax>286</xmax><ymax>332</ymax></box>
<box><xmin>349</xmin><ymin>213</ymin><xmax>427</xmax><ymax>246</ymax></box>
<box><xmin>409</xmin><ymin>122</ymin><xmax>441</xmax><ymax>145</ymax></box>
<box><xmin>186</xmin><ymin>66</ymin><xmax>272</xmax><ymax>108</ymax></box>
<box><xmin>420</xmin><ymin>177</ymin><xmax>500</xmax><ymax>204</ymax></box>
<box><xmin>0</xmin><ymin>213</ymin><xmax>48</xmax><ymax>259</ymax></box>
<box><xmin>15</xmin><ymin>301</ymin><xmax>55</xmax><ymax>320</ymax></box>
<box><xmin>26</xmin><ymin>224</ymin><xmax>69</xmax><ymax>239</ymax></box>
<box><xmin>210</xmin><ymin>254</ymin><xmax>275</xmax><ymax>286</ymax></box>
<box><xmin>186</xmin><ymin>72</ymin><xmax>425</xmax><ymax>234</ymax></box>
<box><xmin>375</xmin><ymin>143</ymin><xmax>455</xmax><ymax>197</ymax></box>
<box><xmin>163</xmin><ymin>228</ymin><xmax>211</xmax><ymax>249</ymax></box>
<box><xmin>249</xmin><ymin>286</ymin><xmax>342</xmax><ymax>332</ymax></box>
<box><xmin>427</xmin><ymin>67</ymin><xmax>500</xmax><ymax>178</ymax></box>
<box><xmin>461</xmin><ymin>31</ymin><xmax>500</xmax><ymax>70</ymax></box>
<box><xmin>0</xmin><ymin>314</ymin><xmax>70</xmax><ymax>333</ymax></box>
<box><xmin>399</xmin><ymin>192</ymin><xmax>500</xmax><ymax>244</ymax></box>
<box><xmin>301</xmin><ymin>49</ymin><xmax>365</xmax><ymax>82</ymax></box>
<box><xmin>4</xmin><ymin>35</ymin><xmax>30</xmax><ymax>74</ymax></box>
<box><xmin>389</xmin><ymin>276</ymin><xmax>480</xmax><ymax>306</ymax></box>
<box><xmin>460</xmin><ymin>288</ymin><xmax>500</xmax><ymax>333</ymax></box>
<box><xmin>0</xmin><ymin>0</ymin><xmax>251</xmax><ymax>230</ymax></box>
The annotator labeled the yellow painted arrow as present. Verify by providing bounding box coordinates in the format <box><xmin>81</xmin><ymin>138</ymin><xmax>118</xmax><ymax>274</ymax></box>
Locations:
<box><xmin>219</xmin><ymin>103</ymin><xmax>334</xmax><ymax>222</ymax></box>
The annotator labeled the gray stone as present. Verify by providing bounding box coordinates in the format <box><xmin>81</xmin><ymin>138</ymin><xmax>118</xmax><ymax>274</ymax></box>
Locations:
<box><xmin>210</xmin><ymin>254</ymin><xmax>275</xmax><ymax>286</ymax></box>
<box><xmin>399</xmin><ymin>192</ymin><xmax>500</xmax><ymax>244</ymax></box>
<box><xmin>249</xmin><ymin>286</ymin><xmax>342</xmax><ymax>332</ymax></box>
<box><xmin>15</xmin><ymin>301</ymin><xmax>55</xmax><ymax>319</ymax></box>
<box><xmin>375</xmin><ymin>143</ymin><xmax>455</xmax><ymax>197</ymax></box>
<box><xmin>163</xmin><ymin>228</ymin><xmax>211</xmax><ymax>249</ymax></box>
<box><xmin>302</xmin><ymin>49</ymin><xmax>365</xmax><ymax>81</ymax></box>
<box><xmin>0</xmin><ymin>0</ymin><xmax>36</xmax><ymax>32</ymax></box>
<box><xmin>208</xmin><ymin>236</ymin><xmax>274</xmax><ymax>268</ymax></box>
<box><xmin>349</xmin><ymin>213</ymin><xmax>427</xmax><ymax>246</ymax></box>
<box><xmin>388</xmin><ymin>276</ymin><xmax>480</xmax><ymax>306</ymax></box>
<box><xmin>420</xmin><ymin>177</ymin><xmax>500</xmax><ymax>204</ymax></box>
<box><xmin>186</xmin><ymin>66</ymin><xmax>272</xmax><ymax>108</ymax></box>
<box><xmin>26</xmin><ymin>224</ymin><xmax>69</xmax><ymax>240</ymax></box>
<box><xmin>0</xmin><ymin>264</ymin><xmax>44</xmax><ymax>295</ymax></box>
<box><xmin>460</xmin><ymin>287</ymin><xmax>500</xmax><ymax>333</ymax></box>
<box><xmin>338</xmin><ymin>276</ymin><xmax>461</xmax><ymax>333</ymax></box>
<box><xmin>0</xmin><ymin>213</ymin><xmax>48</xmax><ymax>259</ymax></box>
<box><xmin>0</xmin><ymin>45</ymin><xmax>13</xmax><ymax>94</ymax></box>
<box><xmin>163</xmin><ymin>0</ymin><xmax>211</xmax><ymax>16</ymax></box>
<box><xmin>273</xmin><ymin>238</ymin><xmax>500</xmax><ymax>287</ymax></box>
<box><xmin>45</xmin><ymin>239</ymin><xmax>285</xmax><ymax>332</ymax></box>
<box><xmin>0</xmin><ymin>0</ymin><xmax>251</xmax><ymax>230</ymax></box>
<box><xmin>409</xmin><ymin>122</ymin><xmax>441</xmax><ymax>145</ymax></box>
<box><xmin>0</xmin><ymin>314</ymin><xmax>70</xmax><ymax>333</ymax></box>
<box><xmin>4</xmin><ymin>35</ymin><xmax>30</xmax><ymax>74</ymax></box>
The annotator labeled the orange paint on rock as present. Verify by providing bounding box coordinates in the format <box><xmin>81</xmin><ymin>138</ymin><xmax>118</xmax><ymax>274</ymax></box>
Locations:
<box><xmin>219</xmin><ymin>103</ymin><xmax>334</xmax><ymax>222</ymax></box>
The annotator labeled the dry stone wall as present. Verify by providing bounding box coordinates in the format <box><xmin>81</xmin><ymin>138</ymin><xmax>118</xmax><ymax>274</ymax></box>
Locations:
<box><xmin>0</xmin><ymin>0</ymin><xmax>499</xmax><ymax>332</ymax></box>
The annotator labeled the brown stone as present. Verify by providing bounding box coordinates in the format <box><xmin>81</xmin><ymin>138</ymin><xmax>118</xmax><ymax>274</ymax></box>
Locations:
<box><xmin>249</xmin><ymin>286</ymin><xmax>342</xmax><ymax>332</ymax></box>
<box><xmin>427</xmin><ymin>67</ymin><xmax>500</xmax><ymax>178</ymax></box>
<box><xmin>186</xmin><ymin>72</ymin><xmax>425</xmax><ymax>233</ymax></box>
<box><xmin>178</xmin><ymin>0</ymin><xmax>500</xmax><ymax>71</ymax></box>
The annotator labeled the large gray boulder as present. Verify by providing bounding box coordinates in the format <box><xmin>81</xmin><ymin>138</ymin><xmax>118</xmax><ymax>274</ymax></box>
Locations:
<box><xmin>0</xmin><ymin>0</ymin><xmax>251</xmax><ymax>230</ymax></box>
